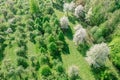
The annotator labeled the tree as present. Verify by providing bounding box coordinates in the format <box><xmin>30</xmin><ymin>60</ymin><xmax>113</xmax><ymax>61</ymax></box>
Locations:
<box><xmin>63</xmin><ymin>2</ymin><xmax>75</xmax><ymax>15</ymax></box>
<box><xmin>73</xmin><ymin>24</ymin><xmax>87</xmax><ymax>45</ymax></box>
<box><xmin>17</xmin><ymin>57</ymin><xmax>29</xmax><ymax>69</ymax></box>
<box><xmin>48</xmin><ymin>42</ymin><xmax>59</xmax><ymax>57</ymax></box>
<box><xmin>74</xmin><ymin>5</ymin><xmax>84</xmax><ymax>18</ymax></box>
<box><xmin>109</xmin><ymin>38</ymin><xmax>120</xmax><ymax>70</ymax></box>
<box><xmin>40</xmin><ymin>65</ymin><xmax>51</xmax><ymax>76</ymax></box>
<box><xmin>60</xmin><ymin>16</ymin><xmax>69</xmax><ymax>29</ymax></box>
<box><xmin>68</xmin><ymin>65</ymin><xmax>79</xmax><ymax>80</ymax></box>
<box><xmin>58</xmin><ymin>31</ymin><xmax>65</xmax><ymax>41</ymax></box>
<box><xmin>55</xmin><ymin>62</ymin><xmax>64</xmax><ymax>73</ymax></box>
<box><xmin>85</xmin><ymin>43</ymin><xmax>110</xmax><ymax>68</ymax></box>
<box><xmin>29</xmin><ymin>0</ymin><xmax>39</xmax><ymax>14</ymax></box>
<box><xmin>63</xmin><ymin>3</ymin><xmax>69</xmax><ymax>15</ymax></box>
<box><xmin>69</xmin><ymin>1</ymin><xmax>75</xmax><ymax>12</ymax></box>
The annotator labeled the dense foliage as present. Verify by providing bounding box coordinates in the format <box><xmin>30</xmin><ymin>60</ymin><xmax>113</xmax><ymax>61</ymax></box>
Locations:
<box><xmin>0</xmin><ymin>0</ymin><xmax>120</xmax><ymax>80</ymax></box>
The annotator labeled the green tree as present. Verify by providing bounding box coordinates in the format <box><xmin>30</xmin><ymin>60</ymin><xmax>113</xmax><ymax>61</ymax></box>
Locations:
<box><xmin>48</xmin><ymin>42</ymin><xmax>59</xmax><ymax>57</ymax></box>
<box><xmin>29</xmin><ymin>0</ymin><xmax>39</xmax><ymax>14</ymax></box>
<box><xmin>40</xmin><ymin>65</ymin><xmax>51</xmax><ymax>76</ymax></box>
<box><xmin>58</xmin><ymin>31</ymin><xmax>65</xmax><ymax>41</ymax></box>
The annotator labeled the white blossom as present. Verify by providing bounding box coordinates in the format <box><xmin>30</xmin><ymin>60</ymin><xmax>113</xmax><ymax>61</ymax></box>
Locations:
<box><xmin>68</xmin><ymin>65</ymin><xmax>79</xmax><ymax>79</ymax></box>
<box><xmin>85</xmin><ymin>43</ymin><xmax>110</xmax><ymax>68</ymax></box>
<box><xmin>63</xmin><ymin>2</ymin><xmax>75</xmax><ymax>13</ymax></box>
<box><xmin>73</xmin><ymin>24</ymin><xmax>87</xmax><ymax>45</ymax></box>
<box><xmin>74</xmin><ymin>5</ymin><xmax>84</xmax><ymax>18</ymax></box>
<box><xmin>69</xmin><ymin>1</ymin><xmax>75</xmax><ymax>12</ymax></box>
<box><xmin>60</xmin><ymin>16</ymin><xmax>69</xmax><ymax>29</ymax></box>
<box><xmin>63</xmin><ymin>3</ymin><xmax>70</xmax><ymax>13</ymax></box>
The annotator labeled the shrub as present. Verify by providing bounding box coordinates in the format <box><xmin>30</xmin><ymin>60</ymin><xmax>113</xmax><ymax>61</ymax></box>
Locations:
<box><xmin>40</xmin><ymin>55</ymin><xmax>49</xmax><ymax>65</ymax></box>
<box><xmin>60</xmin><ymin>16</ymin><xmax>69</xmax><ymax>29</ymax></box>
<box><xmin>15</xmin><ymin>46</ymin><xmax>26</xmax><ymax>57</ymax></box>
<box><xmin>40</xmin><ymin>65</ymin><xmax>51</xmax><ymax>76</ymax></box>
<box><xmin>55</xmin><ymin>63</ymin><xmax>64</xmax><ymax>73</ymax></box>
<box><xmin>68</xmin><ymin>65</ymin><xmax>79</xmax><ymax>80</ymax></box>
<box><xmin>17</xmin><ymin>57</ymin><xmax>29</xmax><ymax>69</ymax></box>
<box><xmin>45</xmin><ymin>7</ymin><xmax>54</xmax><ymax>15</ymax></box>
<box><xmin>16</xmin><ymin>38</ymin><xmax>27</xmax><ymax>48</ymax></box>
<box><xmin>109</xmin><ymin>38</ymin><xmax>120</xmax><ymax>70</ymax></box>
<box><xmin>85</xmin><ymin>43</ymin><xmax>110</xmax><ymax>68</ymax></box>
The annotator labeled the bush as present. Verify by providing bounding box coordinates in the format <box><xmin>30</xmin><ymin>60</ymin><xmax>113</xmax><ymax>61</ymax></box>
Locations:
<box><xmin>15</xmin><ymin>46</ymin><xmax>26</xmax><ymax>57</ymax></box>
<box><xmin>109</xmin><ymin>38</ymin><xmax>120</xmax><ymax>70</ymax></box>
<box><xmin>40</xmin><ymin>65</ymin><xmax>51</xmax><ymax>76</ymax></box>
<box><xmin>17</xmin><ymin>57</ymin><xmax>29</xmax><ymax>69</ymax></box>
<box><xmin>40</xmin><ymin>55</ymin><xmax>49</xmax><ymax>65</ymax></box>
<box><xmin>45</xmin><ymin>7</ymin><xmax>54</xmax><ymax>15</ymax></box>
<box><xmin>55</xmin><ymin>63</ymin><xmax>64</xmax><ymax>73</ymax></box>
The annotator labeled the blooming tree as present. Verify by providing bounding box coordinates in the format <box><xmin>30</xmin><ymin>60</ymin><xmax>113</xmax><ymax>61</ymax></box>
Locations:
<box><xmin>68</xmin><ymin>65</ymin><xmax>79</xmax><ymax>79</ymax></box>
<box><xmin>69</xmin><ymin>1</ymin><xmax>75</xmax><ymax>12</ymax></box>
<box><xmin>63</xmin><ymin>3</ymin><xmax>70</xmax><ymax>14</ymax></box>
<box><xmin>63</xmin><ymin>2</ymin><xmax>75</xmax><ymax>14</ymax></box>
<box><xmin>85</xmin><ymin>43</ymin><xmax>110</xmax><ymax>68</ymax></box>
<box><xmin>74</xmin><ymin>5</ymin><xmax>84</xmax><ymax>18</ymax></box>
<box><xmin>60</xmin><ymin>16</ymin><xmax>69</xmax><ymax>29</ymax></box>
<box><xmin>73</xmin><ymin>24</ymin><xmax>87</xmax><ymax>45</ymax></box>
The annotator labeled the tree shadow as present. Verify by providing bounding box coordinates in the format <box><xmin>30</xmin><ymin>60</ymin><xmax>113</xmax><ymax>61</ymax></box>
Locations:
<box><xmin>63</xmin><ymin>26</ymin><xmax>73</xmax><ymax>40</ymax></box>
<box><xmin>77</xmin><ymin>42</ymin><xmax>90</xmax><ymax>57</ymax></box>
<box><xmin>68</xmin><ymin>15</ymin><xmax>76</xmax><ymax>24</ymax></box>
<box><xmin>53</xmin><ymin>3</ymin><xmax>63</xmax><ymax>11</ymax></box>
<box><xmin>0</xmin><ymin>52</ymin><xmax>4</xmax><ymax>62</ymax></box>
<box><xmin>91</xmin><ymin>66</ymin><xmax>108</xmax><ymax>80</ymax></box>
<box><xmin>0</xmin><ymin>44</ymin><xmax>7</xmax><ymax>62</ymax></box>
<box><xmin>62</xmin><ymin>42</ymin><xmax>70</xmax><ymax>54</ymax></box>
